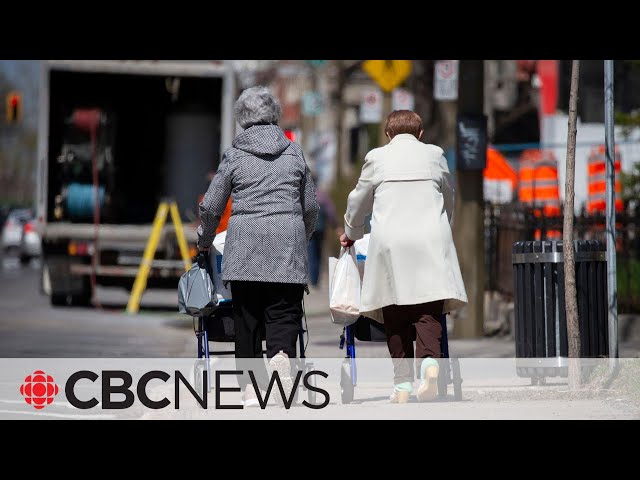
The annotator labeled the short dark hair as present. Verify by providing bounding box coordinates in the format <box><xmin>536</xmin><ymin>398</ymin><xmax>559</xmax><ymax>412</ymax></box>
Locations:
<box><xmin>384</xmin><ymin>110</ymin><xmax>423</xmax><ymax>139</ymax></box>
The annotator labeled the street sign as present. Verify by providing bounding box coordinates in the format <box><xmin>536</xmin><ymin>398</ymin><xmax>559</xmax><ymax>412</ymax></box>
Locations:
<box><xmin>456</xmin><ymin>114</ymin><xmax>487</xmax><ymax>170</ymax></box>
<box><xmin>360</xmin><ymin>87</ymin><xmax>383</xmax><ymax>124</ymax></box>
<box><xmin>434</xmin><ymin>60</ymin><xmax>459</xmax><ymax>101</ymax></box>
<box><xmin>307</xmin><ymin>60</ymin><xmax>327</xmax><ymax>68</ymax></box>
<box><xmin>363</xmin><ymin>60</ymin><xmax>412</xmax><ymax>93</ymax></box>
<box><xmin>302</xmin><ymin>91</ymin><xmax>323</xmax><ymax>117</ymax></box>
<box><xmin>392</xmin><ymin>88</ymin><xmax>415</xmax><ymax>111</ymax></box>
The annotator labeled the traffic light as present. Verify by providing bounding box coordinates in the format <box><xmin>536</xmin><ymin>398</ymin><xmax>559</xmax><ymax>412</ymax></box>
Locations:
<box><xmin>6</xmin><ymin>91</ymin><xmax>22</xmax><ymax>124</ymax></box>
<box><xmin>284</xmin><ymin>129</ymin><xmax>296</xmax><ymax>142</ymax></box>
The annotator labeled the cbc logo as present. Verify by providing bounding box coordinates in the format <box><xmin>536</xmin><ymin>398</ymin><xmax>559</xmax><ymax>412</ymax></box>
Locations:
<box><xmin>20</xmin><ymin>370</ymin><xmax>59</xmax><ymax>410</ymax></box>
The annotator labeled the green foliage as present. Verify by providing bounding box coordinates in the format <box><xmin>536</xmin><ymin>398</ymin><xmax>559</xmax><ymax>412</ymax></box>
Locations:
<box><xmin>615</xmin><ymin>61</ymin><xmax>640</xmax><ymax>137</ymax></box>
<box><xmin>615</xmin><ymin>110</ymin><xmax>640</xmax><ymax>139</ymax></box>
<box><xmin>621</xmin><ymin>163</ymin><xmax>640</xmax><ymax>214</ymax></box>
<box><xmin>618</xmin><ymin>258</ymin><xmax>640</xmax><ymax>313</ymax></box>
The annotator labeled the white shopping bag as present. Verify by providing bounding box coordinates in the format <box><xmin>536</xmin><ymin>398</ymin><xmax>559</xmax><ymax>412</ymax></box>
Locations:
<box><xmin>353</xmin><ymin>233</ymin><xmax>370</xmax><ymax>258</ymax></box>
<box><xmin>328</xmin><ymin>246</ymin><xmax>361</xmax><ymax>326</ymax></box>
<box><xmin>208</xmin><ymin>231</ymin><xmax>233</xmax><ymax>303</ymax></box>
<box><xmin>353</xmin><ymin>233</ymin><xmax>370</xmax><ymax>280</ymax></box>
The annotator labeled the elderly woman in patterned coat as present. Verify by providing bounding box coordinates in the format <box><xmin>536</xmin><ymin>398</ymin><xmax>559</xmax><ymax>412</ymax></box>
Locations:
<box><xmin>197</xmin><ymin>86</ymin><xmax>319</xmax><ymax>406</ymax></box>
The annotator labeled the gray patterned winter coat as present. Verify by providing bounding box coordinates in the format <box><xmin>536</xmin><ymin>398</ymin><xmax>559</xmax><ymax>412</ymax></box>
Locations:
<box><xmin>197</xmin><ymin>124</ymin><xmax>319</xmax><ymax>286</ymax></box>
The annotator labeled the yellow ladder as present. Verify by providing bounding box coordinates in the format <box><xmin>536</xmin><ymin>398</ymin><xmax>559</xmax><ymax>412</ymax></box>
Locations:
<box><xmin>126</xmin><ymin>199</ymin><xmax>192</xmax><ymax>314</ymax></box>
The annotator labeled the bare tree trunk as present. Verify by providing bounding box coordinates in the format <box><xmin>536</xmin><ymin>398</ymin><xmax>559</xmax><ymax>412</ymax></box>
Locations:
<box><xmin>563</xmin><ymin>60</ymin><xmax>581</xmax><ymax>389</ymax></box>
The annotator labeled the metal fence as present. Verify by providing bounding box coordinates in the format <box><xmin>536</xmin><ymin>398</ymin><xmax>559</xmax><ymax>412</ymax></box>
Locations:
<box><xmin>485</xmin><ymin>204</ymin><xmax>640</xmax><ymax>313</ymax></box>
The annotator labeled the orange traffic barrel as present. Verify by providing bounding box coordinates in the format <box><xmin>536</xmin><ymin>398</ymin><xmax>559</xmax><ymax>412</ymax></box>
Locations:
<box><xmin>518</xmin><ymin>149</ymin><xmax>560</xmax><ymax>207</ymax></box>
<box><xmin>587</xmin><ymin>145</ymin><xmax>624</xmax><ymax>214</ymax></box>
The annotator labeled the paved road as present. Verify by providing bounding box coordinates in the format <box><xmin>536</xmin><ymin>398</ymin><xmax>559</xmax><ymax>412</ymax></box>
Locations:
<box><xmin>0</xmin><ymin>252</ymin><xmax>194</xmax><ymax>358</ymax></box>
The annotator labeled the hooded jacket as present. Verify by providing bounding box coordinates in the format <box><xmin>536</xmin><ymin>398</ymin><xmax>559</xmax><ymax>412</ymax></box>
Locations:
<box><xmin>197</xmin><ymin>124</ymin><xmax>319</xmax><ymax>286</ymax></box>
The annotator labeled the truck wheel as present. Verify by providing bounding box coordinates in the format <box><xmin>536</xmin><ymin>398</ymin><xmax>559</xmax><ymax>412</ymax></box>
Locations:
<box><xmin>47</xmin><ymin>259</ymin><xmax>92</xmax><ymax>307</ymax></box>
<box><xmin>51</xmin><ymin>293</ymin><xmax>69</xmax><ymax>306</ymax></box>
<box><xmin>69</xmin><ymin>275</ymin><xmax>92</xmax><ymax>306</ymax></box>
<box><xmin>71</xmin><ymin>291</ymin><xmax>92</xmax><ymax>307</ymax></box>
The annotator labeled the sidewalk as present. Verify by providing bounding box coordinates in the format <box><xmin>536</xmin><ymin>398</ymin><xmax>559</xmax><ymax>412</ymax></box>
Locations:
<box><xmin>137</xmin><ymin>357</ymin><xmax>640</xmax><ymax>419</ymax></box>
<box><xmin>302</xmin><ymin>268</ymin><xmax>640</xmax><ymax>358</ymax></box>
<box><xmin>304</xmin><ymin>266</ymin><xmax>331</xmax><ymax>318</ymax></box>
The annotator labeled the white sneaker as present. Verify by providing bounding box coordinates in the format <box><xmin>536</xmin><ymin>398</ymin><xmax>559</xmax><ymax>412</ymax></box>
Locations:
<box><xmin>416</xmin><ymin>358</ymin><xmax>439</xmax><ymax>402</ymax></box>
<box><xmin>269</xmin><ymin>350</ymin><xmax>294</xmax><ymax>407</ymax></box>
<box><xmin>389</xmin><ymin>382</ymin><xmax>413</xmax><ymax>404</ymax></box>
<box><xmin>389</xmin><ymin>390</ymin><xmax>410</xmax><ymax>404</ymax></box>
<box><xmin>242</xmin><ymin>387</ymin><xmax>261</xmax><ymax>408</ymax></box>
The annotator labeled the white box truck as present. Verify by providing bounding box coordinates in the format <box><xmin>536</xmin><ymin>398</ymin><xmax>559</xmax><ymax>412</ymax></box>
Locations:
<box><xmin>36</xmin><ymin>60</ymin><xmax>236</xmax><ymax>306</ymax></box>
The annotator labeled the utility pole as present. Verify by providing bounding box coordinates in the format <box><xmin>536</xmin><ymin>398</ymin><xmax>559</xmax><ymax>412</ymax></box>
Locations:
<box><xmin>332</xmin><ymin>60</ymin><xmax>365</xmax><ymax>184</ymax></box>
<box><xmin>438</xmin><ymin>100</ymin><xmax>457</xmax><ymax>155</ymax></box>
<box><xmin>604</xmin><ymin>60</ymin><xmax>618</xmax><ymax>366</ymax></box>
<box><xmin>453</xmin><ymin>60</ymin><xmax>485</xmax><ymax>338</ymax></box>
<box><xmin>563</xmin><ymin>60</ymin><xmax>581</xmax><ymax>389</ymax></box>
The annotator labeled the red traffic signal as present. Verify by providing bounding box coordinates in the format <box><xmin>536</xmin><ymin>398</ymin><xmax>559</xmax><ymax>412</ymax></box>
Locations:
<box><xmin>284</xmin><ymin>129</ymin><xmax>296</xmax><ymax>142</ymax></box>
<box><xmin>6</xmin><ymin>91</ymin><xmax>22</xmax><ymax>124</ymax></box>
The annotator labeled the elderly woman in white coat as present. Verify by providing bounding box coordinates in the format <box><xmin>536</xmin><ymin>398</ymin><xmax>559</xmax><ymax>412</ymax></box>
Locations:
<box><xmin>340</xmin><ymin>110</ymin><xmax>467</xmax><ymax>404</ymax></box>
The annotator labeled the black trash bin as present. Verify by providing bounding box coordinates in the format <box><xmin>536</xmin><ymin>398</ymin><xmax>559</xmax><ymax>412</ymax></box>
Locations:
<box><xmin>512</xmin><ymin>240</ymin><xmax>608</xmax><ymax>384</ymax></box>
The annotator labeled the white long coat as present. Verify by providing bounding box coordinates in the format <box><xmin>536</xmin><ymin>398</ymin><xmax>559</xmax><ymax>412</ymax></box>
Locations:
<box><xmin>344</xmin><ymin>134</ymin><xmax>468</xmax><ymax>322</ymax></box>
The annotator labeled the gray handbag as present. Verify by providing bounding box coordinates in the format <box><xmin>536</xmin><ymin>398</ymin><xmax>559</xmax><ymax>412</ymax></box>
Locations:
<box><xmin>178</xmin><ymin>253</ymin><xmax>219</xmax><ymax>317</ymax></box>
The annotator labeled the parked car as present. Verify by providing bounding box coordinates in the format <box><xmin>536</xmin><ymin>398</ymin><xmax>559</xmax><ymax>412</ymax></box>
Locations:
<box><xmin>1</xmin><ymin>209</ymin><xmax>32</xmax><ymax>252</ymax></box>
<box><xmin>20</xmin><ymin>218</ymin><xmax>42</xmax><ymax>263</ymax></box>
<box><xmin>1</xmin><ymin>209</ymin><xmax>41</xmax><ymax>263</ymax></box>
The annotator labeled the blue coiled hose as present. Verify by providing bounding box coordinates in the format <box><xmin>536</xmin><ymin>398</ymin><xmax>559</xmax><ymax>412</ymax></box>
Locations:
<box><xmin>66</xmin><ymin>182</ymin><xmax>105</xmax><ymax>219</ymax></box>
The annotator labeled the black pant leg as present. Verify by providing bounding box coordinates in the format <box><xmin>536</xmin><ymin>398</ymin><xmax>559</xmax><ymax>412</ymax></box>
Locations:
<box><xmin>231</xmin><ymin>281</ymin><xmax>264</xmax><ymax>358</ymax></box>
<box><xmin>263</xmin><ymin>283</ymin><xmax>304</xmax><ymax>359</ymax></box>
<box><xmin>230</xmin><ymin>281</ymin><xmax>269</xmax><ymax>390</ymax></box>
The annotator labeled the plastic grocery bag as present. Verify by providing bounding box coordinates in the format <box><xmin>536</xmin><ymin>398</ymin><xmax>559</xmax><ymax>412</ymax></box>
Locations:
<box><xmin>328</xmin><ymin>246</ymin><xmax>361</xmax><ymax>326</ymax></box>
<box><xmin>209</xmin><ymin>231</ymin><xmax>233</xmax><ymax>303</ymax></box>
<box><xmin>353</xmin><ymin>233</ymin><xmax>370</xmax><ymax>280</ymax></box>
<box><xmin>354</xmin><ymin>233</ymin><xmax>370</xmax><ymax>258</ymax></box>
<box><xmin>178</xmin><ymin>253</ymin><xmax>219</xmax><ymax>317</ymax></box>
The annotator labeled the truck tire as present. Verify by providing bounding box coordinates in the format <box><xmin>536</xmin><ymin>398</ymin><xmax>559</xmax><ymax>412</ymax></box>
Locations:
<box><xmin>46</xmin><ymin>256</ymin><xmax>92</xmax><ymax>307</ymax></box>
<box><xmin>67</xmin><ymin>274</ymin><xmax>92</xmax><ymax>306</ymax></box>
<box><xmin>71</xmin><ymin>287</ymin><xmax>92</xmax><ymax>307</ymax></box>
<box><xmin>50</xmin><ymin>285</ymin><xmax>91</xmax><ymax>307</ymax></box>
<box><xmin>51</xmin><ymin>293</ymin><xmax>69</xmax><ymax>306</ymax></box>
